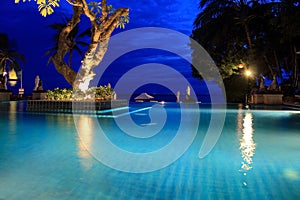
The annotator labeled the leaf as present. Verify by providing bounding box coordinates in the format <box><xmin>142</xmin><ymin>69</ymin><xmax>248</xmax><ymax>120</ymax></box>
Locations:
<box><xmin>88</xmin><ymin>1</ymin><xmax>101</xmax><ymax>15</ymax></box>
<box><xmin>49</xmin><ymin>0</ymin><xmax>60</xmax><ymax>7</ymax></box>
<box><xmin>40</xmin><ymin>8</ymin><xmax>47</xmax><ymax>17</ymax></box>
<box><xmin>37</xmin><ymin>0</ymin><xmax>46</xmax><ymax>4</ymax></box>
<box><xmin>47</xmin><ymin>6</ymin><xmax>54</xmax><ymax>15</ymax></box>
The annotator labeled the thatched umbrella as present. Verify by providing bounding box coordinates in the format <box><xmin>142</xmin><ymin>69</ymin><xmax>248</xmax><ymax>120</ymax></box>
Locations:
<box><xmin>134</xmin><ymin>93</ymin><xmax>154</xmax><ymax>102</ymax></box>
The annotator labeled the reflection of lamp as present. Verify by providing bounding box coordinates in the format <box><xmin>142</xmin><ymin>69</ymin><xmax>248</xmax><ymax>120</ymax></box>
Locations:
<box><xmin>239</xmin><ymin>112</ymin><xmax>256</xmax><ymax>186</ymax></box>
<box><xmin>76</xmin><ymin>115</ymin><xmax>93</xmax><ymax>169</ymax></box>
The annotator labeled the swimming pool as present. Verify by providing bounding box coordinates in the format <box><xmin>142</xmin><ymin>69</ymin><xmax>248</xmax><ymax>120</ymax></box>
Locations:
<box><xmin>0</xmin><ymin>101</ymin><xmax>300</xmax><ymax>199</ymax></box>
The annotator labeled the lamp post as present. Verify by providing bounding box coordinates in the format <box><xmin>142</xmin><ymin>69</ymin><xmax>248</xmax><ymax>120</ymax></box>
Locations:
<box><xmin>245</xmin><ymin>69</ymin><xmax>252</xmax><ymax>105</ymax></box>
<box><xmin>18</xmin><ymin>70</ymin><xmax>24</xmax><ymax>98</ymax></box>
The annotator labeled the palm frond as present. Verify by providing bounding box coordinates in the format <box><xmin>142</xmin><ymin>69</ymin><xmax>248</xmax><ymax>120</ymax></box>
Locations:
<box><xmin>77</xmin><ymin>28</ymin><xmax>92</xmax><ymax>38</ymax></box>
<box><xmin>73</xmin><ymin>46</ymin><xmax>85</xmax><ymax>59</ymax></box>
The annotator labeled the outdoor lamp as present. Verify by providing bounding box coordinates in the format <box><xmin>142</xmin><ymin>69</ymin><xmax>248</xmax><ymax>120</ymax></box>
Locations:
<box><xmin>245</xmin><ymin>70</ymin><xmax>252</xmax><ymax>77</ymax></box>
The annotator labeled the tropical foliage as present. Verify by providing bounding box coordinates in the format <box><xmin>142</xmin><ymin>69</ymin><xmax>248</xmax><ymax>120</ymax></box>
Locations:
<box><xmin>15</xmin><ymin>0</ymin><xmax>129</xmax><ymax>93</ymax></box>
<box><xmin>191</xmin><ymin>0</ymin><xmax>300</xmax><ymax>95</ymax></box>
<box><xmin>46</xmin><ymin>87</ymin><xmax>73</xmax><ymax>100</ymax></box>
<box><xmin>46</xmin><ymin>84</ymin><xmax>113</xmax><ymax>100</ymax></box>
<box><xmin>14</xmin><ymin>0</ymin><xmax>60</xmax><ymax>17</ymax></box>
<box><xmin>45</xmin><ymin>18</ymin><xmax>90</xmax><ymax>68</ymax></box>
<box><xmin>0</xmin><ymin>33</ymin><xmax>25</xmax><ymax>88</ymax></box>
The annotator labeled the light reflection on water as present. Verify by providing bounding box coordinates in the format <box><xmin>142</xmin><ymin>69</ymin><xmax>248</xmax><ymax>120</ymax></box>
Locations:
<box><xmin>76</xmin><ymin>115</ymin><xmax>93</xmax><ymax>170</ymax></box>
<box><xmin>0</xmin><ymin>102</ymin><xmax>300</xmax><ymax>199</ymax></box>
<box><xmin>240</xmin><ymin>112</ymin><xmax>255</xmax><ymax>171</ymax></box>
<box><xmin>236</xmin><ymin>107</ymin><xmax>256</xmax><ymax>187</ymax></box>
<box><xmin>8</xmin><ymin>101</ymin><xmax>17</xmax><ymax>134</ymax></box>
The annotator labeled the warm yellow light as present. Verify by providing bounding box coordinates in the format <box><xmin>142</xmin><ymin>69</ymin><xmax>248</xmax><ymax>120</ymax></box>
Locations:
<box><xmin>238</xmin><ymin>63</ymin><xmax>244</xmax><ymax>69</ymax></box>
<box><xmin>245</xmin><ymin>70</ymin><xmax>252</xmax><ymax>77</ymax></box>
<box><xmin>240</xmin><ymin>112</ymin><xmax>256</xmax><ymax>171</ymax></box>
<box><xmin>78</xmin><ymin>80</ymin><xmax>89</xmax><ymax>92</ymax></box>
<box><xmin>8</xmin><ymin>68</ymin><xmax>18</xmax><ymax>86</ymax></box>
<box><xmin>76</xmin><ymin>116</ymin><xmax>93</xmax><ymax>169</ymax></box>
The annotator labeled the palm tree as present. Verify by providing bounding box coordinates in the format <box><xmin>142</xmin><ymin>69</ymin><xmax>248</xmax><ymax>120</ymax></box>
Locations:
<box><xmin>192</xmin><ymin>0</ymin><xmax>286</xmax><ymax>76</ymax></box>
<box><xmin>192</xmin><ymin>0</ymin><xmax>300</xmax><ymax>98</ymax></box>
<box><xmin>0</xmin><ymin>33</ymin><xmax>25</xmax><ymax>89</ymax></box>
<box><xmin>46</xmin><ymin>18</ymin><xmax>90</xmax><ymax>69</ymax></box>
<box><xmin>192</xmin><ymin>0</ymin><xmax>260</xmax><ymax>78</ymax></box>
<box><xmin>275</xmin><ymin>0</ymin><xmax>300</xmax><ymax>88</ymax></box>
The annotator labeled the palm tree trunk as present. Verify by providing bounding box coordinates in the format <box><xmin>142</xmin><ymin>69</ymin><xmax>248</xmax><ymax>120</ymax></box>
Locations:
<box><xmin>244</xmin><ymin>23</ymin><xmax>252</xmax><ymax>50</ymax></box>
<box><xmin>273</xmin><ymin>51</ymin><xmax>283</xmax><ymax>82</ymax></box>
<box><xmin>293</xmin><ymin>46</ymin><xmax>299</xmax><ymax>88</ymax></box>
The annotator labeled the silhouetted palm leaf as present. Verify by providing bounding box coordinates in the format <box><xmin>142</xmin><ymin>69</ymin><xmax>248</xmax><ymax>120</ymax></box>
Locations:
<box><xmin>0</xmin><ymin>34</ymin><xmax>25</xmax><ymax>78</ymax></box>
<box><xmin>46</xmin><ymin>17</ymin><xmax>91</xmax><ymax>68</ymax></box>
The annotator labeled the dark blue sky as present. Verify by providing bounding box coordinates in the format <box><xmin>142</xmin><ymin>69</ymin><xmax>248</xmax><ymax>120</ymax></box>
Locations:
<box><xmin>0</xmin><ymin>0</ymin><xmax>217</xmax><ymax>97</ymax></box>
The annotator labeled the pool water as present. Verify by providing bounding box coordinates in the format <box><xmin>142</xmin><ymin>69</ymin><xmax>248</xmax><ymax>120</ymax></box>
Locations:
<box><xmin>0</xmin><ymin>101</ymin><xmax>300</xmax><ymax>199</ymax></box>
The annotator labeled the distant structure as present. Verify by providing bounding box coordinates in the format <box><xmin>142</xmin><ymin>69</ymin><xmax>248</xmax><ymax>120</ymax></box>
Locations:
<box><xmin>186</xmin><ymin>85</ymin><xmax>191</xmax><ymax>101</ymax></box>
<box><xmin>258</xmin><ymin>76</ymin><xmax>265</xmax><ymax>92</ymax></box>
<box><xmin>0</xmin><ymin>72</ymin><xmax>8</xmax><ymax>90</ymax></box>
<box><xmin>134</xmin><ymin>92</ymin><xmax>154</xmax><ymax>102</ymax></box>
<box><xmin>34</xmin><ymin>75</ymin><xmax>40</xmax><ymax>91</ymax></box>
<box><xmin>267</xmin><ymin>74</ymin><xmax>277</xmax><ymax>91</ymax></box>
<box><xmin>176</xmin><ymin>91</ymin><xmax>180</xmax><ymax>102</ymax></box>
<box><xmin>34</xmin><ymin>75</ymin><xmax>44</xmax><ymax>91</ymax></box>
<box><xmin>37</xmin><ymin>79</ymin><xmax>43</xmax><ymax>91</ymax></box>
<box><xmin>112</xmin><ymin>91</ymin><xmax>117</xmax><ymax>100</ymax></box>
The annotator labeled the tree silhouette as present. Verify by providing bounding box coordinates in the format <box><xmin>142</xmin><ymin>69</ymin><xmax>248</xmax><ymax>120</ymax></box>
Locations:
<box><xmin>46</xmin><ymin>17</ymin><xmax>90</xmax><ymax>69</ymax></box>
<box><xmin>0</xmin><ymin>33</ymin><xmax>25</xmax><ymax>89</ymax></box>
<box><xmin>16</xmin><ymin>0</ymin><xmax>129</xmax><ymax>92</ymax></box>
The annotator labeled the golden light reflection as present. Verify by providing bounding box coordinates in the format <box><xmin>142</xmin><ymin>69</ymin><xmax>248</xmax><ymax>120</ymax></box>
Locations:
<box><xmin>45</xmin><ymin>114</ymin><xmax>73</xmax><ymax>127</ymax></box>
<box><xmin>8</xmin><ymin>102</ymin><xmax>17</xmax><ymax>134</ymax></box>
<box><xmin>237</xmin><ymin>110</ymin><xmax>256</xmax><ymax>187</ymax></box>
<box><xmin>76</xmin><ymin>115</ymin><xmax>93</xmax><ymax>169</ymax></box>
<box><xmin>240</xmin><ymin>112</ymin><xmax>256</xmax><ymax>171</ymax></box>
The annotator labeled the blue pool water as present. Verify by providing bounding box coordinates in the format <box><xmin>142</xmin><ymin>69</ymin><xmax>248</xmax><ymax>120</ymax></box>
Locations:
<box><xmin>0</xmin><ymin>101</ymin><xmax>300</xmax><ymax>199</ymax></box>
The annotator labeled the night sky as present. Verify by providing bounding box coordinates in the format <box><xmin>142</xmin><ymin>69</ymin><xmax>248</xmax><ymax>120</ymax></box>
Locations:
<box><xmin>0</xmin><ymin>0</ymin><xmax>216</xmax><ymax>99</ymax></box>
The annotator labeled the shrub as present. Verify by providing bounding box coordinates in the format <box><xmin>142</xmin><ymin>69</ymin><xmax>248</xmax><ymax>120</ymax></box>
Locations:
<box><xmin>46</xmin><ymin>88</ymin><xmax>73</xmax><ymax>100</ymax></box>
<box><xmin>46</xmin><ymin>85</ymin><xmax>114</xmax><ymax>101</ymax></box>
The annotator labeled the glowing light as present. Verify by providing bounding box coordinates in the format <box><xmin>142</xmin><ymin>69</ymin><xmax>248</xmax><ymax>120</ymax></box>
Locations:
<box><xmin>238</xmin><ymin>63</ymin><xmax>244</xmax><ymax>69</ymax></box>
<box><xmin>245</xmin><ymin>70</ymin><xmax>252</xmax><ymax>77</ymax></box>
<box><xmin>78</xmin><ymin>80</ymin><xmax>89</xmax><ymax>92</ymax></box>
<box><xmin>8</xmin><ymin>68</ymin><xmax>18</xmax><ymax>86</ymax></box>
<box><xmin>240</xmin><ymin>112</ymin><xmax>256</xmax><ymax>171</ymax></box>
<box><xmin>238</xmin><ymin>111</ymin><xmax>256</xmax><ymax>187</ymax></box>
